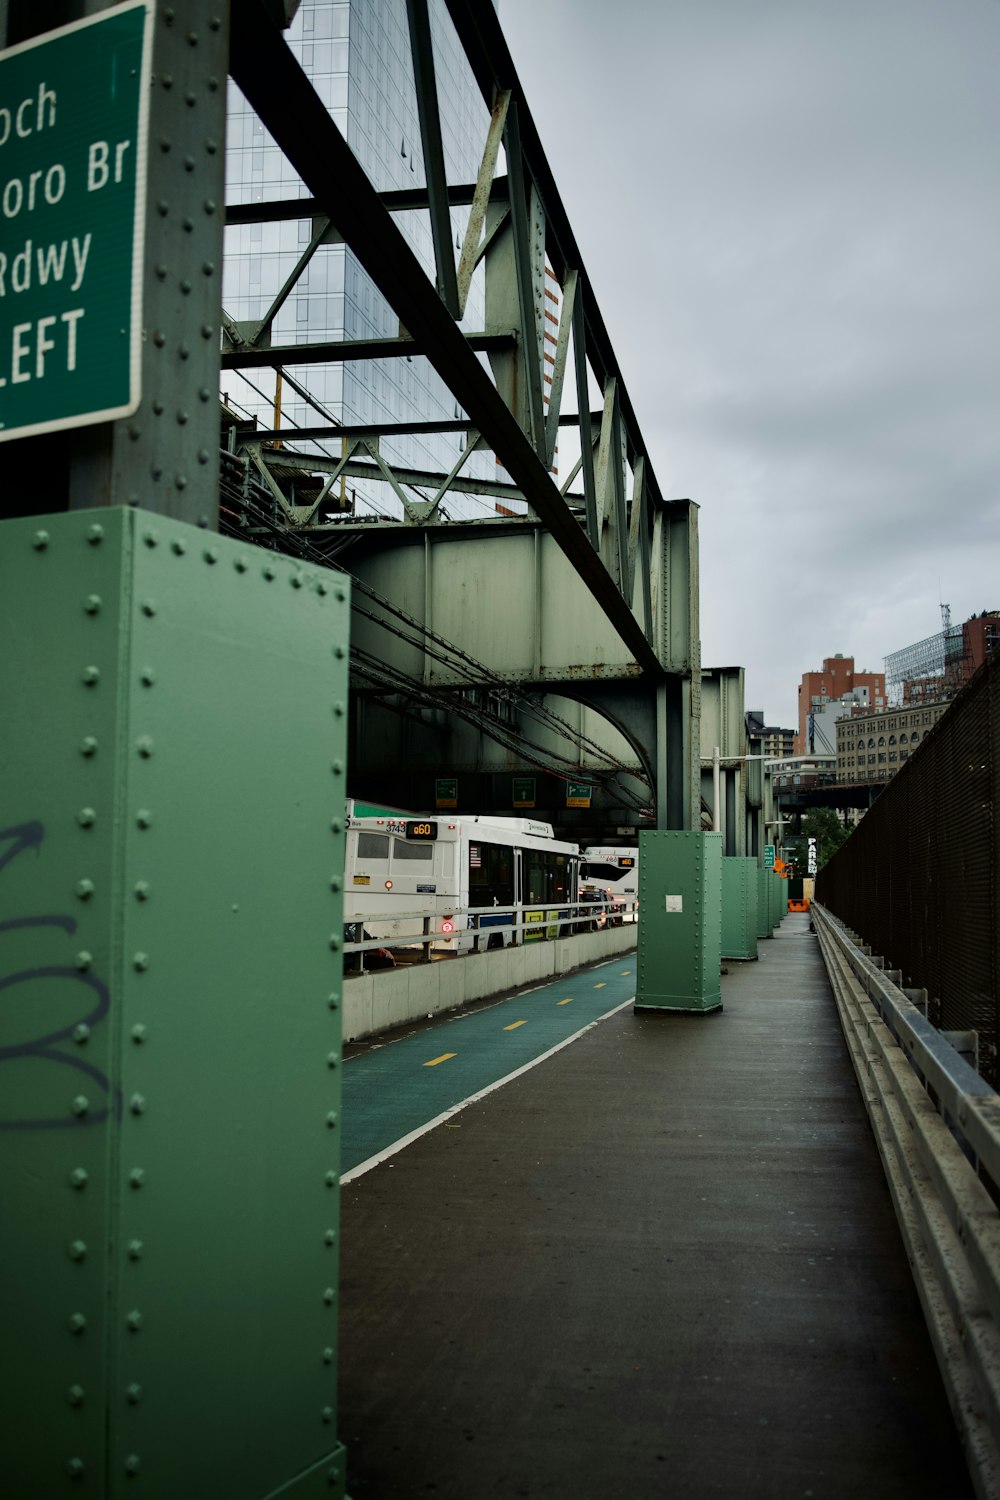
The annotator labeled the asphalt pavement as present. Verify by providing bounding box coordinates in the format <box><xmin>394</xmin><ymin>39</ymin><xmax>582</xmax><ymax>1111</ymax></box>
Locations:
<box><xmin>337</xmin><ymin>914</ymin><xmax>972</xmax><ymax>1499</ymax></box>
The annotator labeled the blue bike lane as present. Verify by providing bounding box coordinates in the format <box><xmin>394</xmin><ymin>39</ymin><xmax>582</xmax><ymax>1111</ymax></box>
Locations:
<box><xmin>340</xmin><ymin>955</ymin><xmax>637</xmax><ymax>1179</ymax></box>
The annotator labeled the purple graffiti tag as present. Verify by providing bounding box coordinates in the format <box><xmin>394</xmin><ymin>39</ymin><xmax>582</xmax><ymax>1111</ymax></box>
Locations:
<box><xmin>0</xmin><ymin>822</ymin><xmax>115</xmax><ymax>1130</ymax></box>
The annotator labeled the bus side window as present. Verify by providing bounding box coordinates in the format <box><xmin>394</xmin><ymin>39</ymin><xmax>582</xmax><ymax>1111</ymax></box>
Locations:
<box><xmin>469</xmin><ymin>841</ymin><xmax>515</xmax><ymax>906</ymax></box>
<box><xmin>357</xmin><ymin>832</ymin><xmax>390</xmax><ymax>860</ymax></box>
<box><xmin>523</xmin><ymin>849</ymin><xmax>571</xmax><ymax>903</ymax></box>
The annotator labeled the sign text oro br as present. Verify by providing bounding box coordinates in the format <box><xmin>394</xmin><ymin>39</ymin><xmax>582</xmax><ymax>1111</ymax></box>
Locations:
<box><xmin>0</xmin><ymin>2</ymin><xmax>151</xmax><ymax>443</ymax></box>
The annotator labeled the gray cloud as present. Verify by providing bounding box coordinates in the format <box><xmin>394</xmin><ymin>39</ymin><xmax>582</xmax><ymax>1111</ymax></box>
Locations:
<box><xmin>500</xmin><ymin>0</ymin><xmax>1000</xmax><ymax>724</ymax></box>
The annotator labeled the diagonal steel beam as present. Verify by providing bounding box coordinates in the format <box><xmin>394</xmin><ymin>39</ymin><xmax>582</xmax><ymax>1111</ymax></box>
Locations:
<box><xmin>294</xmin><ymin>439</ymin><xmax>362</xmax><ymax>527</ymax></box>
<box><xmin>543</xmin><ymin>267</ymin><xmax>575</xmax><ymax>470</ymax></box>
<box><xmin>502</xmin><ymin>99</ymin><xmax>546</xmax><ymax>459</ymax></box>
<box><xmin>223</xmin><ymin>216</ymin><xmax>333</xmax><ymax>350</ymax></box>
<box><xmin>457</xmin><ymin>89</ymin><xmax>510</xmax><ymax>317</ymax></box>
<box><xmin>572</xmin><ymin>279</ymin><xmax>599</xmax><ymax>543</ymax></box>
<box><xmin>441</xmin><ymin>0</ymin><xmax>667</xmax><ymax>509</ymax></box>
<box><xmin>406</xmin><ymin>0</ymin><xmax>461</xmax><ymax>317</ymax></box>
<box><xmin>246</xmin><ymin>447</ymin><xmax>295</xmax><ymax>519</ymax></box>
<box><xmin>229</xmin><ymin>0</ymin><xmax>661</xmax><ymax>675</ymax></box>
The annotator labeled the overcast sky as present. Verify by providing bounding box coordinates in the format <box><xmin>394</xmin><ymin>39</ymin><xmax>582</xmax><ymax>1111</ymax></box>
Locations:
<box><xmin>498</xmin><ymin>0</ymin><xmax>1000</xmax><ymax>728</ymax></box>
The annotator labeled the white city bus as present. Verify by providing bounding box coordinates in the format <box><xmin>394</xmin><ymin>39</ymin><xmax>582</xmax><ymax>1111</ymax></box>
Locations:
<box><xmin>344</xmin><ymin>814</ymin><xmax>580</xmax><ymax>952</ymax></box>
<box><xmin>580</xmin><ymin>846</ymin><xmax>640</xmax><ymax>919</ymax></box>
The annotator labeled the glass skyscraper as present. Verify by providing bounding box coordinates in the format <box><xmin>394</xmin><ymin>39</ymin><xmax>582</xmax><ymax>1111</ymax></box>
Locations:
<box><xmin>224</xmin><ymin>0</ymin><xmax>497</xmax><ymax>510</ymax></box>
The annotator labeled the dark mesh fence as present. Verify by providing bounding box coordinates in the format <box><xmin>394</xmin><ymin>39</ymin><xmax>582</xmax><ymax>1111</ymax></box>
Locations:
<box><xmin>817</xmin><ymin>653</ymin><xmax>1000</xmax><ymax>1085</ymax></box>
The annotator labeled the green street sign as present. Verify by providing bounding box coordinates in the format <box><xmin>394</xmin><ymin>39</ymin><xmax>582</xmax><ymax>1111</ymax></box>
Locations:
<box><xmin>435</xmin><ymin>777</ymin><xmax>458</xmax><ymax>809</ymax></box>
<box><xmin>0</xmin><ymin>2</ymin><xmax>151</xmax><ymax>443</ymax></box>
<box><xmin>513</xmin><ymin>776</ymin><xmax>535</xmax><ymax>809</ymax></box>
<box><xmin>763</xmin><ymin>844</ymin><xmax>775</xmax><ymax>868</ymax></box>
<box><xmin>566</xmin><ymin>781</ymin><xmax>591</xmax><ymax>809</ymax></box>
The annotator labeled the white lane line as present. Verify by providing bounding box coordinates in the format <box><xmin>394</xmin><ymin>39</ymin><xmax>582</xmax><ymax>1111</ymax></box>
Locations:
<box><xmin>341</xmin><ymin>995</ymin><xmax>635</xmax><ymax>1185</ymax></box>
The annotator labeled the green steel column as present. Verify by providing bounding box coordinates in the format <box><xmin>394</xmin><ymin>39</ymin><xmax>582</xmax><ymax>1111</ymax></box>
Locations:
<box><xmin>1</xmin><ymin>509</ymin><xmax>349</xmax><ymax>1499</ymax></box>
<box><xmin>636</xmin><ymin>831</ymin><xmax>722</xmax><ymax>1013</ymax></box>
<box><xmin>756</xmin><ymin>866</ymin><xmax>774</xmax><ymax>939</ymax></box>
<box><xmin>721</xmin><ymin>856</ymin><xmax>758</xmax><ymax>961</ymax></box>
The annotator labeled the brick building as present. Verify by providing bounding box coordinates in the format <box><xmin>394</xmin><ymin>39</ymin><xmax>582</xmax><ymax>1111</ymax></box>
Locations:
<box><xmin>963</xmin><ymin>611</ymin><xmax>1000</xmax><ymax>676</ymax></box>
<box><xmin>836</xmin><ymin>701</ymin><xmax>951</xmax><ymax>785</ymax></box>
<box><xmin>795</xmin><ymin>654</ymin><xmax>886</xmax><ymax>755</ymax></box>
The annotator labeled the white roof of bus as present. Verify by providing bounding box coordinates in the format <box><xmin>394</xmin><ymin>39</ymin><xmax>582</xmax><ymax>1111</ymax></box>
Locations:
<box><xmin>348</xmin><ymin>813</ymin><xmax>577</xmax><ymax>851</ymax></box>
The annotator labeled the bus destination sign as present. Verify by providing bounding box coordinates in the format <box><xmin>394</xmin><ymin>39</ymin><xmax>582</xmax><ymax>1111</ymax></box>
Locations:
<box><xmin>0</xmin><ymin>2</ymin><xmax>150</xmax><ymax>443</ymax></box>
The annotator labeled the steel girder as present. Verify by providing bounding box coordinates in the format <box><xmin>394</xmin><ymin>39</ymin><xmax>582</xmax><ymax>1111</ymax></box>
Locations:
<box><xmin>227</xmin><ymin>0</ymin><xmax>687</xmax><ymax>678</ymax></box>
<box><xmin>343</xmin><ymin>508</ymin><xmax>699</xmax><ymax>829</ymax></box>
<box><xmin>700</xmin><ymin>667</ymin><xmax>749</xmax><ymax>856</ymax></box>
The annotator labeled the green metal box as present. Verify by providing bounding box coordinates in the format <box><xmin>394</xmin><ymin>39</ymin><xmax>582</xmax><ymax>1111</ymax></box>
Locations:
<box><xmin>1</xmin><ymin>510</ymin><xmax>349</xmax><ymax>1499</ymax></box>
<box><xmin>636</xmin><ymin>832</ymin><xmax>723</xmax><ymax>1013</ymax></box>
<box><xmin>721</xmin><ymin>857</ymin><xmax>758</xmax><ymax>960</ymax></box>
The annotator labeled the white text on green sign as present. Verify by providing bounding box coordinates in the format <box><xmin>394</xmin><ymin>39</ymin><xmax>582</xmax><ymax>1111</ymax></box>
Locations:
<box><xmin>0</xmin><ymin>2</ymin><xmax>150</xmax><ymax>442</ymax></box>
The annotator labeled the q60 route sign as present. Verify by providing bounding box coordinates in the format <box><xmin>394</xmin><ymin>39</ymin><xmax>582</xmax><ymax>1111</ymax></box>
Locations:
<box><xmin>0</xmin><ymin>2</ymin><xmax>151</xmax><ymax>443</ymax></box>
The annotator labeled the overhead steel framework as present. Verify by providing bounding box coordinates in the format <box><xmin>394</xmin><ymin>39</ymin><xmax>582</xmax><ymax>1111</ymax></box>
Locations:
<box><xmin>226</xmin><ymin>0</ymin><xmax>668</xmax><ymax>664</ymax></box>
<box><xmin>224</xmin><ymin>0</ymin><xmax>700</xmax><ymax>829</ymax></box>
<box><xmin>1</xmin><ymin>0</ymin><xmax>700</xmax><ymax>830</ymax></box>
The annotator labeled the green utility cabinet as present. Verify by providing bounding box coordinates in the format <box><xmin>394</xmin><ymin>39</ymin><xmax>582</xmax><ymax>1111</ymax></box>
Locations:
<box><xmin>636</xmin><ymin>832</ymin><xmax>723</xmax><ymax>1013</ymax></box>
<box><xmin>721</xmin><ymin>857</ymin><xmax>758</xmax><ymax>960</ymax></box>
<box><xmin>757</xmin><ymin>866</ymin><xmax>774</xmax><ymax>939</ymax></box>
<box><xmin>1</xmin><ymin>510</ymin><xmax>349</xmax><ymax>1499</ymax></box>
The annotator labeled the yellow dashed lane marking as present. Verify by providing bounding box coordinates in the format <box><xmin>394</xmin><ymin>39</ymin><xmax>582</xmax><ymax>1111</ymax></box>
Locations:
<box><xmin>503</xmin><ymin>1020</ymin><xmax>527</xmax><ymax>1031</ymax></box>
<box><xmin>557</xmin><ymin>998</ymin><xmax>573</xmax><ymax>1006</ymax></box>
<box><xmin>620</xmin><ymin>970</ymin><xmax>632</xmax><ymax>975</ymax></box>
<box><xmin>594</xmin><ymin>982</ymin><xmax>607</xmax><ymax>989</ymax></box>
<box><xmin>424</xmin><ymin>1052</ymin><xmax>456</xmax><ymax>1067</ymax></box>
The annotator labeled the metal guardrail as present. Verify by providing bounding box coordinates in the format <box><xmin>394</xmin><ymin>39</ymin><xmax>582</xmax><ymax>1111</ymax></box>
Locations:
<box><xmin>344</xmin><ymin>898</ymin><xmax>637</xmax><ymax>971</ymax></box>
<box><xmin>813</xmin><ymin>902</ymin><xmax>1000</xmax><ymax>1500</ymax></box>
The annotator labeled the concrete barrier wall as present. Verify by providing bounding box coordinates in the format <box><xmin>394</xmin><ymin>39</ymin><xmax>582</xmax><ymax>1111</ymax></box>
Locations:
<box><xmin>343</xmin><ymin>925</ymin><xmax>638</xmax><ymax>1042</ymax></box>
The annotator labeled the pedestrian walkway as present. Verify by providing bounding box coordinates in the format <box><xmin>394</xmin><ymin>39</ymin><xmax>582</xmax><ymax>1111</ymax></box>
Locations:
<box><xmin>336</xmin><ymin>914</ymin><xmax>973</xmax><ymax>1499</ymax></box>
